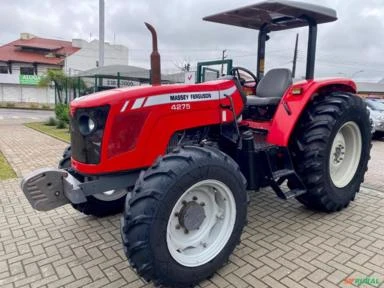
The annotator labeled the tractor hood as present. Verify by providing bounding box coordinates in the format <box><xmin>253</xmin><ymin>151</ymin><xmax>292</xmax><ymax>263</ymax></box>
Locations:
<box><xmin>70</xmin><ymin>80</ymin><xmax>236</xmax><ymax>111</ymax></box>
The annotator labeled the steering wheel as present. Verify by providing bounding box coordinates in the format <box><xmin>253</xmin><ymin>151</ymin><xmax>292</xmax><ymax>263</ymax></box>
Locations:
<box><xmin>230</xmin><ymin>67</ymin><xmax>258</xmax><ymax>87</ymax></box>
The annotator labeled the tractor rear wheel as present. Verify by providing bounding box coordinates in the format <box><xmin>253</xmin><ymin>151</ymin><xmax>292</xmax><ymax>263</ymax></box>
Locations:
<box><xmin>290</xmin><ymin>92</ymin><xmax>371</xmax><ymax>212</ymax></box>
<box><xmin>121</xmin><ymin>146</ymin><xmax>247</xmax><ymax>287</ymax></box>
<box><xmin>373</xmin><ymin>131</ymin><xmax>384</xmax><ymax>139</ymax></box>
<box><xmin>59</xmin><ymin>146</ymin><xmax>128</xmax><ymax>217</ymax></box>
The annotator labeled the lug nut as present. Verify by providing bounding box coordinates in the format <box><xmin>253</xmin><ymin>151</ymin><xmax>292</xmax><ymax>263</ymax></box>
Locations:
<box><xmin>200</xmin><ymin>202</ymin><xmax>205</xmax><ymax>207</ymax></box>
<box><xmin>174</xmin><ymin>212</ymin><xmax>179</xmax><ymax>217</ymax></box>
<box><xmin>176</xmin><ymin>225</ymin><xmax>181</xmax><ymax>230</ymax></box>
<box><xmin>182</xmin><ymin>200</ymin><xmax>187</xmax><ymax>206</ymax></box>
<box><xmin>184</xmin><ymin>229</ymin><xmax>189</xmax><ymax>234</ymax></box>
<box><xmin>192</xmin><ymin>196</ymin><xmax>198</xmax><ymax>201</ymax></box>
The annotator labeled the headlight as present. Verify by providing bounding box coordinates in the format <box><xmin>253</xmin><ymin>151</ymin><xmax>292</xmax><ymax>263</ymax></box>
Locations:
<box><xmin>78</xmin><ymin>114</ymin><xmax>97</xmax><ymax>136</ymax></box>
<box><xmin>70</xmin><ymin>106</ymin><xmax>109</xmax><ymax>164</ymax></box>
<box><xmin>88</xmin><ymin>118</ymin><xmax>96</xmax><ymax>131</ymax></box>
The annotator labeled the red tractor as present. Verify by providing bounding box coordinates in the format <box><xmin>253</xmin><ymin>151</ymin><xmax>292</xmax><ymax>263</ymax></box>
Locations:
<box><xmin>22</xmin><ymin>1</ymin><xmax>371</xmax><ymax>287</ymax></box>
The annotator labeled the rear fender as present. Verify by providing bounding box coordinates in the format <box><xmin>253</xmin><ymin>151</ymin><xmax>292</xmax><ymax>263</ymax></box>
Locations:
<box><xmin>267</xmin><ymin>78</ymin><xmax>356</xmax><ymax>146</ymax></box>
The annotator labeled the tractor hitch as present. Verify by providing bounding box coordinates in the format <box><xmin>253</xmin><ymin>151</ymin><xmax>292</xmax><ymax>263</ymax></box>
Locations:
<box><xmin>21</xmin><ymin>168</ymin><xmax>140</xmax><ymax>212</ymax></box>
<box><xmin>20</xmin><ymin>168</ymin><xmax>84</xmax><ymax>211</ymax></box>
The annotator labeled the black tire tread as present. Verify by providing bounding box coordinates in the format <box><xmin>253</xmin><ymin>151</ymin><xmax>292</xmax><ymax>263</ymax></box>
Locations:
<box><xmin>290</xmin><ymin>92</ymin><xmax>371</xmax><ymax>212</ymax></box>
<box><xmin>121</xmin><ymin>145</ymin><xmax>247</xmax><ymax>287</ymax></box>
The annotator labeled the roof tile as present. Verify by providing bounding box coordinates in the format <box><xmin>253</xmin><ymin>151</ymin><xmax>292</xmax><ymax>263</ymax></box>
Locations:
<box><xmin>0</xmin><ymin>36</ymin><xmax>79</xmax><ymax>65</ymax></box>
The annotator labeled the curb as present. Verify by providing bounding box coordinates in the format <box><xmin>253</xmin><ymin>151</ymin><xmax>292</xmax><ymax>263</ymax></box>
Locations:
<box><xmin>0</xmin><ymin>106</ymin><xmax>54</xmax><ymax>112</ymax></box>
<box><xmin>24</xmin><ymin>123</ymin><xmax>70</xmax><ymax>144</ymax></box>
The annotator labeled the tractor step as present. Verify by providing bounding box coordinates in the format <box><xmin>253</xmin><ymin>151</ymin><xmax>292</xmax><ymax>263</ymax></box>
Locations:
<box><xmin>263</xmin><ymin>146</ymin><xmax>308</xmax><ymax>200</ymax></box>
<box><xmin>276</xmin><ymin>188</ymin><xmax>307</xmax><ymax>200</ymax></box>
<box><xmin>238</xmin><ymin>130</ymin><xmax>307</xmax><ymax>199</ymax></box>
<box><xmin>272</xmin><ymin>168</ymin><xmax>295</xmax><ymax>180</ymax></box>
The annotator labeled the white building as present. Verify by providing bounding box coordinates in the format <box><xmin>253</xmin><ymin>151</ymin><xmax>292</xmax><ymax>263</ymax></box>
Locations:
<box><xmin>0</xmin><ymin>33</ymin><xmax>129</xmax><ymax>104</ymax></box>
<box><xmin>65</xmin><ymin>39</ymin><xmax>129</xmax><ymax>76</ymax></box>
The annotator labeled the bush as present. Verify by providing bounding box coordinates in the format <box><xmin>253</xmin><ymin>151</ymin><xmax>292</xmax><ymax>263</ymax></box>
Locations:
<box><xmin>6</xmin><ymin>102</ymin><xmax>15</xmax><ymax>108</ymax></box>
<box><xmin>46</xmin><ymin>117</ymin><xmax>57</xmax><ymax>126</ymax></box>
<box><xmin>42</xmin><ymin>104</ymin><xmax>51</xmax><ymax>110</ymax></box>
<box><xmin>56</xmin><ymin>120</ymin><xmax>67</xmax><ymax>129</ymax></box>
<box><xmin>29</xmin><ymin>103</ymin><xmax>39</xmax><ymax>109</ymax></box>
<box><xmin>55</xmin><ymin>104</ymin><xmax>69</xmax><ymax>123</ymax></box>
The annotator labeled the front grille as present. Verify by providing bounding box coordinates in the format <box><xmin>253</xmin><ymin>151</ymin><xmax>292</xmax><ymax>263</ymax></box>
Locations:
<box><xmin>70</xmin><ymin>106</ymin><xmax>109</xmax><ymax>164</ymax></box>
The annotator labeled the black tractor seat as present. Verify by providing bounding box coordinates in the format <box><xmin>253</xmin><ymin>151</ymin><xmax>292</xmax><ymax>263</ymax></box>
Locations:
<box><xmin>243</xmin><ymin>68</ymin><xmax>292</xmax><ymax>121</ymax></box>
<box><xmin>247</xmin><ymin>68</ymin><xmax>292</xmax><ymax>107</ymax></box>
<box><xmin>219</xmin><ymin>69</ymin><xmax>292</xmax><ymax>120</ymax></box>
<box><xmin>247</xmin><ymin>95</ymin><xmax>281</xmax><ymax>106</ymax></box>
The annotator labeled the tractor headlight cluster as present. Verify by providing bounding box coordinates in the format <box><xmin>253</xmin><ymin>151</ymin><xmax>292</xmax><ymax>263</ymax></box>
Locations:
<box><xmin>70</xmin><ymin>106</ymin><xmax>109</xmax><ymax>164</ymax></box>
<box><xmin>78</xmin><ymin>114</ymin><xmax>97</xmax><ymax>136</ymax></box>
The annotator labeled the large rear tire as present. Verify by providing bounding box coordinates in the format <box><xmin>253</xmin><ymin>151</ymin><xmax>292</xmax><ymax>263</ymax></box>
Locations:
<box><xmin>121</xmin><ymin>146</ymin><xmax>247</xmax><ymax>287</ymax></box>
<box><xmin>59</xmin><ymin>146</ymin><xmax>128</xmax><ymax>217</ymax></box>
<box><xmin>290</xmin><ymin>92</ymin><xmax>371</xmax><ymax>212</ymax></box>
<box><xmin>373</xmin><ymin>131</ymin><xmax>384</xmax><ymax>139</ymax></box>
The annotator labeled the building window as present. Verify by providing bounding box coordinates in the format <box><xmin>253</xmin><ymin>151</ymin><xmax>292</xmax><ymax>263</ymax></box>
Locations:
<box><xmin>0</xmin><ymin>66</ymin><xmax>8</xmax><ymax>74</ymax></box>
<box><xmin>20</xmin><ymin>67</ymin><xmax>34</xmax><ymax>75</ymax></box>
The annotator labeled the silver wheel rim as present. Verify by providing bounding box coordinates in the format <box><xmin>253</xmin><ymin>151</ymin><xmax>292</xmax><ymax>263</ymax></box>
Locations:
<box><xmin>166</xmin><ymin>179</ymin><xmax>236</xmax><ymax>267</ymax></box>
<box><xmin>93</xmin><ymin>189</ymin><xmax>128</xmax><ymax>201</ymax></box>
<box><xmin>329</xmin><ymin>121</ymin><xmax>362</xmax><ymax>188</ymax></box>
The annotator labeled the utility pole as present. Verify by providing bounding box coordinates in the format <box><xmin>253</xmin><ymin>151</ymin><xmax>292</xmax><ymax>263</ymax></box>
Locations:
<box><xmin>292</xmin><ymin>33</ymin><xmax>299</xmax><ymax>78</ymax></box>
<box><xmin>221</xmin><ymin>49</ymin><xmax>227</xmax><ymax>75</ymax></box>
<box><xmin>99</xmin><ymin>0</ymin><xmax>105</xmax><ymax>67</ymax></box>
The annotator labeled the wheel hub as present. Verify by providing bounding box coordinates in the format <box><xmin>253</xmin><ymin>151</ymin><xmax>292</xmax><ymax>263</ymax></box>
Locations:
<box><xmin>177</xmin><ymin>200</ymin><xmax>206</xmax><ymax>232</ymax></box>
<box><xmin>167</xmin><ymin>179</ymin><xmax>237</xmax><ymax>267</ymax></box>
<box><xmin>333</xmin><ymin>144</ymin><xmax>345</xmax><ymax>164</ymax></box>
<box><xmin>329</xmin><ymin>121</ymin><xmax>362</xmax><ymax>188</ymax></box>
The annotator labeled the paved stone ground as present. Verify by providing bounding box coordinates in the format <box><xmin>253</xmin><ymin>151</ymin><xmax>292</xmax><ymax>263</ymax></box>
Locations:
<box><xmin>0</xmin><ymin>122</ymin><xmax>384</xmax><ymax>288</ymax></box>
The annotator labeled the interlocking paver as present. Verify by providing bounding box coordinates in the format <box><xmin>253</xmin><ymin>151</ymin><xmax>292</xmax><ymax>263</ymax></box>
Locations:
<box><xmin>224</xmin><ymin>273</ymin><xmax>249</xmax><ymax>288</ymax></box>
<box><xmin>0</xmin><ymin>122</ymin><xmax>384</xmax><ymax>288</ymax></box>
<box><xmin>288</xmin><ymin>267</ymin><xmax>311</xmax><ymax>282</ymax></box>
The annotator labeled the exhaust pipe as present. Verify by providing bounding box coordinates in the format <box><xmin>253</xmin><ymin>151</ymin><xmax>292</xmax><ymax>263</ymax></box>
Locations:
<box><xmin>145</xmin><ymin>22</ymin><xmax>161</xmax><ymax>85</ymax></box>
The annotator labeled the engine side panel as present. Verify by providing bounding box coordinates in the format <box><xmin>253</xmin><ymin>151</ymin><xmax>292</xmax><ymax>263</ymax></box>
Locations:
<box><xmin>71</xmin><ymin>80</ymin><xmax>244</xmax><ymax>174</ymax></box>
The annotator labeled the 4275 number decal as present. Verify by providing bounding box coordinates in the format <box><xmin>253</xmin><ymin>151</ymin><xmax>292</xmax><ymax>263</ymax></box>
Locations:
<box><xmin>171</xmin><ymin>104</ymin><xmax>191</xmax><ymax>111</ymax></box>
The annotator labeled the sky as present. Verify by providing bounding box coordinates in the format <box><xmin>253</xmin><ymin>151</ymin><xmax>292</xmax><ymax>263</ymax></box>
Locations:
<box><xmin>1</xmin><ymin>0</ymin><xmax>384</xmax><ymax>82</ymax></box>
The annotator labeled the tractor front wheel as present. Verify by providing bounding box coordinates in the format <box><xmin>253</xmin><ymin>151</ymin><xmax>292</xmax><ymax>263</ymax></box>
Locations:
<box><xmin>59</xmin><ymin>147</ymin><xmax>128</xmax><ymax>217</ymax></box>
<box><xmin>290</xmin><ymin>92</ymin><xmax>371</xmax><ymax>212</ymax></box>
<box><xmin>121</xmin><ymin>146</ymin><xmax>247</xmax><ymax>287</ymax></box>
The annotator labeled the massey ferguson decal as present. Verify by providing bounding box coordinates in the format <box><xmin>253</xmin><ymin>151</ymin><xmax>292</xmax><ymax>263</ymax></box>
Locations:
<box><xmin>191</xmin><ymin>93</ymin><xmax>212</xmax><ymax>100</ymax></box>
<box><xmin>124</xmin><ymin>85</ymin><xmax>237</xmax><ymax>111</ymax></box>
<box><xmin>169</xmin><ymin>93</ymin><xmax>212</xmax><ymax>101</ymax></box>
<box><xmin>170</xmin><ymin>94</ymin><xmax>189</xmax><ymax>101</ymax></box>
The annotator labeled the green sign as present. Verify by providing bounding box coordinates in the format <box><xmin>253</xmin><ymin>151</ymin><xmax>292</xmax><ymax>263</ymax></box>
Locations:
<box><xmin>19</xmin><ymin>75</ymin><xmax>41</xmax><ymax>85</ymax></box>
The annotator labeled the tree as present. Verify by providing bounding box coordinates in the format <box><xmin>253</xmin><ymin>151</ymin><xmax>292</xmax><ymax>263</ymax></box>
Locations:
<box><xmin>39</xmin><ymin>69</ymin><xmax>86</xmax><ymax>104</ymax></box>
<box><xmin>39</xmin><ymin>69</ymin><xmax>67</xmax><ymax>104</ymax></box>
